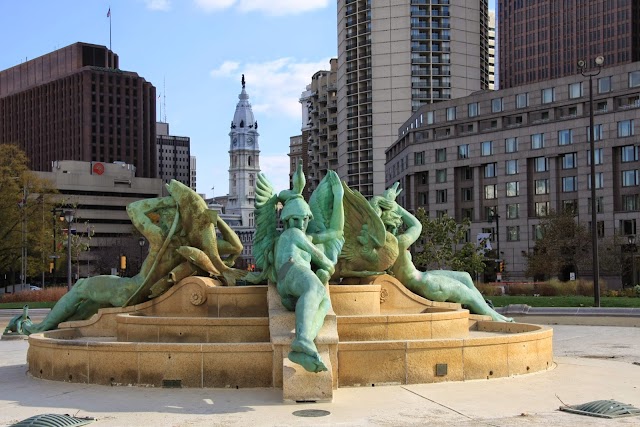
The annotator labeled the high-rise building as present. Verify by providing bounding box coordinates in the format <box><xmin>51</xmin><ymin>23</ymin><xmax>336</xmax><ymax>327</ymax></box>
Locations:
<box><xmin>498</xmin><ymin>0</ymin><xmax>640</xmax><ymax>89</ymax></box>
<box><xmin>156</xmin><ymin>121</ymin><xmax>191</xmax><ymax>188</ymax></box>
<box><xmin>303</xmin><ymin>59</ymin><xmax>338</xmax><ymax>194</ymax></box>
<box><xmin>0</xmin><ymin>42</ymin><xmax>157</xmax><ymax>177</ymax></box>
<box><xmin>385</xmin><ymin>61</ymin><xmax>640</xmax><ymax>282</ymax></box>
<box><xmin>190</xmin><ymin>155</ymin><xmax>197</xmax><ymax>191</ymax></box>
<box><xmin>337</xmin><ymin>0</ymin><xmax>490</xmax><ymax>197</ymax></box>
<box><xmin>489</xmin><ymin>11</ymin><xmax>496</xmax><ymax>90</ymax></box>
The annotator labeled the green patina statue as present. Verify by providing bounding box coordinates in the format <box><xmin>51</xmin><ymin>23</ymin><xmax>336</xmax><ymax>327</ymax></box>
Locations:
<box><xmin>250</xmin><ymin>164</ymin><xmax>344</xmax><ymax>372</ymax></box>
<box><xmin>6</xmin><ymin>180</ymin><xmax>245</xmax><ymax>335</ymax></box>
<box><xmin>373</xmin><ymin>184</ymin><xmax>513</xmax><ymax>322</ymax></box>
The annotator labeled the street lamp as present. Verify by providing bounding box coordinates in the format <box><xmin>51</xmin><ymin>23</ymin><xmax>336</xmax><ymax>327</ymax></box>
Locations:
<box><xmin>63</xmin><ymin>210</ymin><xmax>74</xmax><ymax>291</ymax></box>
<box><xmin>628</xmin><ymin>235</ymin><xmax>637</xmax><ymax>287</ymax></box>
<box><xmin>578</xmin><ymin>55</ymin><xmax>604</xmax><ymax>307</ymax></box>
<box><xmin>138</xmin><ymin>237</ymin><xmax>146</xmax><ymax>269</ymax></box>
<box><xmin>488</xmin><ymin>207</ymin><xmax>501</xmax><ymax>258</ymax></box>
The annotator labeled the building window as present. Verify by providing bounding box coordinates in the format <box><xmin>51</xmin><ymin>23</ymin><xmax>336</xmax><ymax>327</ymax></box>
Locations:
<box><xmin>535</xmin><ymin>201</ymin><xmax>550</xmax><ymax>217</ymax></box>
<box><xmin>568</xmin><ymin>82</ymin><xmax>582</xmax><ymax>98</ymax></box>
<box><xmin>415</xmin><ymin>151</ymin><xmax>425</xmax><ymax>165</ymax></box>
<box><xmin>436</xmin><ymin>169</ymin><xmax>447</xmax><ymax>183</ymax></box>
<box><xmin>505</xmin><ymin>159</ymin><xmax>518</xmax><ymax>175</ymax></box>
<box><xmin>587</xmin><ymin>172</ymin><xmax>604</xmax><ymax>189</ymax></box>
<box><xmin>534</xmin><ymin>156</ymin><xmax>549</xmax><ymax>172</ymax></box>
<box><xmin>420</xmin><ymin>172</ymin><xmax>428</xmax><ymax>184</ymax></box>
<box><xmin>563</xmin><ymin>199</ymin><xmax>578</xmax><ymax>215</ymax></box>
<box><xmin>505</xmin><ymin>137</ymin><xmax>518</xmax><ymax>153</ymax></box>
<box><xmin>535</xmin><ymin>179</ymin><xmax>550</xmax><ymax>195</ymax></box>
<box><xmin>516</xmin><ymin>93</ymin><xmax>528</xmax><ymax>109</ymax></box>
<box><xmin>586</xmin><ymin>124</ymin><xmax>604</xmax><ymax>141</ymax></box>
<box><xmin>506</xmin><ymin>203</ymin><xmax>519</xmax><ymax>219</ymax></box>
<box><xmin>558</xmin><ymin>129</ymin><xmax>573</xmax><ymax>145</ymax></box>
<box><xmin>533</xmin><ymin>224</ymin><xmax>544</xmax><ymax>240</ymax></box>
<box><xmin>586</xmin><ymin>148</ymin><xmax>603</xmax><ymax>165</ymax></box>
<box><xmin>484</xmin><ymin>184</ymin><xmax>497</xmax><ymax>199</ymax></box>
<box><xmin>484</xmin><ymin>163</ymin><xmax>497</xmax><ymax>178</ymax></box>
<box><xmin>468</xmin><ymin>102</ymin><xmax>479</xmax><ymax>117</ymax></box>
<box><xmin>622</xmin><ymin>195</ymin><xmax>640</xmax><ymax>211</ymax></box>
<box><xmin>446</xmin><ymin>106</ymin><xmax>456</xmax><ymax>121</ymax></box>
<box><xmin>507</xmin><ymin>226</ymin><xmax>520</xmax><ymax>241</ymax></box>
<box><xmin>461</xmin><ymin>208</ymin><xmax>474</xmax><ymax>220</ymax></box>
<box><xmin>436</xmin><ymin>210</ymin><xmax>448</xmax><ymax>218</ymax></box>
<box><xmin>462</xmin><ymin>187</ymin><xmax>473</xmax><ymax>201</ymax></box>
<box><xmin>562</xmin><ymin>152</ymin><xmax>577</xmax><ymax>169</ymax></box>
<box><xmin>425</xmin><ymin>111</ymin><xmax>435</xmax><ymax>124</ymax></box>
<box><xmin>481</xmin><ymin>141</ymin><xmax>494</xmax><ymax>156</ymax></box>
<box><xmin>598</xmin><ymin>76</ymin><xmax>611</xmax><ymax>93</ymax></box>
<box><xmin>562</xmin><ymin>176</ymin><xmax>577</xmax><ymax>192</ymax></box>
<box><xmin>418</xmin><ymin>192</ymin><xmax>428</xmax><ymax>206</ymax></box>
<box><xmin>588</xmin><ymin>196</ymin><xmax>604</xmax><ymax>214</ymax></box>
<box><xmin>436</xmin><ymin>148</ymin><xmax>446</xmax><ymax>162</ymax></box>
<box><xmin>491</xmin><ymin>97</ymin><xmax>503</xmax><ymax>113</ymax></box>
<box><xmin>622</xmin><ymin>170</ymin><xmax>639</xmax><ymax>187</ymax></box>
<box><xmin>458</xmin><ymin>144</ymin><xmax>469</xmax><ymax>159</ymax></box>
<box><xmin>436</xmin><ymin>189</ymin><xmax>447</xmax><ymax>203</ymax></box>
<box><xmin>620</xmin><ymin>219</ymin><xmax>637</xmax><ymax>235</ymax></box>
<box><xmin>629</xmin><ymin>71</ymin><xmax>640</xmax><ymax>88</ymax></box>
<box><xmin>506</xmin><ymin>181</ymin><xmax>519</xmax><ymax>197</ymax></box>
<box><xmin>618</xmin><ymin>120</ymin><xmax>635</xmax><ymax>137</ymax></box>
<box><xmin>531</xmin><ymin>133</ymin><xmax>544</xmax><ymax>149</ymax></box>
<box><xmin>462</xmin><ymin>166</ymin><xmax>473</xmax><ymax>180</ymax></box>
<box><xmin>542</xmin><ymin>87</ymin><xmax>555</xmax><ymax>103</ymax></box>
<box><xmin>621</xmin><ymin>145</ymin><xmax>638</xmax><ymax>162</ymax></box>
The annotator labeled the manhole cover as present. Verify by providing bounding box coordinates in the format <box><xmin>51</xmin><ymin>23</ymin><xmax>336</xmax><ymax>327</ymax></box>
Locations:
<box><xmin>560</xmin><ymin>400</ymin><xmax>640</xmax><ymax>419</ymax></box>
<box><xmin>11</xmin><ymin>413</ymin><xmax>95</xmax><ymax>426</ymax></box>
<box><xmin>292</xmin><ymin>409</ymin><xmax>331</xmax><ymax>417</ymax></box>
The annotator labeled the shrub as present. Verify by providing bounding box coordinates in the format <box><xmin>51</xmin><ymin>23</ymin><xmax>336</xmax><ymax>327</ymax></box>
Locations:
<box><xmin>477</xmin><ymin>284</ymin><xmax>503</xmax><ymax>297</ymax></box>
<box><xmin>634</xmin><ymin>285</ymin><xmax>640</xmax><ymax>297</ymax></box>
<box><xmin>507</xmin><ymin>283</ymin><xmax>535</xmax><ymax>296</ymax></box>
<box><xmin>0</xmin><ymin>286</ymin><xmax>67</xmax><ymax>303</ymax></box>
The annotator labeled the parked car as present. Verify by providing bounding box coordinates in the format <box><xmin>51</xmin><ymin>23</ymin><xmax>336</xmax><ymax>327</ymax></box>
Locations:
<box><xmin>29</xmin><ymin>285</ymin><xmax>42</xmax><ymax>291</ymax></box>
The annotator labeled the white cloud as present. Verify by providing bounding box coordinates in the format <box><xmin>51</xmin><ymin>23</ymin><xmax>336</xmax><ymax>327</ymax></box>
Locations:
<box><xmin>238</xmin><ymin>0</ymin><xmax>329</xmax><ymax>16</ymax></box>
<box><xmin>193</xmin><ymin>0</ymin><xmax>236</xmax><ymax>12</ymax></box>
<box><xmin>259</xmin><ymin>154</ymin><xmax>291</xmax><ymax>191</ymax></box>
<box><xmin>210</xmin><ymin>61</ymin><xmax>240</xmax><ymax>78</ymax></box>
<box><xmin>144</xmin><ymin>0</ymin><xmax>171</xmax><ymax>11</ymax></box>
<box><xmin>210</xmin><ymin>57</ymin><xmax>332</xmax><ymax>119</ymax></box>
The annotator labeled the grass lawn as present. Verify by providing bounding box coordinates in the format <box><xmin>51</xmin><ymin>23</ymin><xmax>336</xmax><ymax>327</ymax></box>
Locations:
<box><xmin>489</xmin><ymin>295</ymin><xmax>640</xmax><ymax>308</ymax></box>
<box><xmin>0</xmin><ymin>301</ymin><xmax>57</xmax><ymax>309</ymax></box>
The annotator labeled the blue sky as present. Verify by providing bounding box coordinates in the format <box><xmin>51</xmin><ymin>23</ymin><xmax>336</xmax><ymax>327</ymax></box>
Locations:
<box><xmin>1</xmin><ymin>1</ymin><xmax>495</xmax><ymax>197</ymax></box>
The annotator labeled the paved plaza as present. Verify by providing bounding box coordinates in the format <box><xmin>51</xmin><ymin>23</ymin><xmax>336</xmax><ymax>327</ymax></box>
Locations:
<box><xmin>1</xmin><ymin>315</ymin><xmax>639</xmax><ymax>426</ymax></box>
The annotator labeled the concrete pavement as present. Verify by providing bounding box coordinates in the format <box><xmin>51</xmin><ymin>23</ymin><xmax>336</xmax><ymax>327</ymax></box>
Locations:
<box><xmin>1</xmin><ymin>324</ymin><xmax>639</xmax><ymax>426</ymax></box>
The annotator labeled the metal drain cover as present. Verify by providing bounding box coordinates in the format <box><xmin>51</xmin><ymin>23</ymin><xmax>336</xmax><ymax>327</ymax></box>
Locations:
<box><xmin>11</xmin><ymin>413</ymin><xmax>95</xmax><ymax>426</ymax></box>
<box><xmin>292</xmin><ymin>409</ymin><xmax>331</xmax><ymax>417</ymax></box>
<box><xmin>560</xmin><ymin>400</ymin><xmax>640</xmax><ymax>419</ymax></box>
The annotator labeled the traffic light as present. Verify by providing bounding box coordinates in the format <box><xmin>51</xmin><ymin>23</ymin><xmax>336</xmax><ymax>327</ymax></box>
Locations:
<box><xmin>120</xmin><ymin>255</ymin><xmax>127</xmax><ymax>270</ymax></box>
<box><xmin>499</xmin><ymin>260</ymin><xmax>505</xmax><ymax>273</ymax></box>
<box><xmin>49</xmin><ymin>261</ymin><xmax>54</xmax><ymax>273</ymax></box>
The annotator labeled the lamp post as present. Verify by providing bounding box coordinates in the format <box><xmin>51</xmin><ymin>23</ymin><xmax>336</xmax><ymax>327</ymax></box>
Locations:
<box><xmin>628</xmin><ymin>235</ymin><xmax>637</xmax><ymax>287</ymax></box>
<box><xmin>138</xmin><ymin>237</ymin><xmax>146</xmax><ymax>270</ymax></box>
<box><xmin>578</xmin><ymin>55</ymin><xmax>604</xmax><ymax>307</ymax></box>
<box><xmin>64</xmin><ymin>210</ymin><xmax>74</xmax><ymax>291</ymax></box>
<box><xmin>489</xmin><ymin>207</ymin><xmax>501</xmax><ymax>259</ymax></box>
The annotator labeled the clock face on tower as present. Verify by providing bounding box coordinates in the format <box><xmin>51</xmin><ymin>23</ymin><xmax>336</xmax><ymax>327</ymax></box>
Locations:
<box><xmin>247</xmin><ymin>137</ymin><xmax>254</xmax><ymax>145</ymax></box>
<box><xmin>232</xmin><ymin>137</ymin><xmax>238</xmax><ymax>146</ymax></box>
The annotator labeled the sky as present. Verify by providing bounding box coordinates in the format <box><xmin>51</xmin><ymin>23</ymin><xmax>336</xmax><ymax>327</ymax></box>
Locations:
<box><xmin>0</xmin><ymin>0</ymin><xmax>495</xmax><ymax>198</ymax></box>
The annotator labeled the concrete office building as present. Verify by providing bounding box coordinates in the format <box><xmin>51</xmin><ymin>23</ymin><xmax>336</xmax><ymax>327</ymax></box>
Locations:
<box><xmin>156</xmin><ymin>122</ymin><xmax>191</xmax><ymax>189</ymax></box>
<box><xmin>498</xmin><ymin>0</ymin><xmax>640</xmax><ymax>89</ymax></box>
<box><xmin>0</xmin><ymin>42</ymin><xmax>157</xmax><ymax>177</ymax></box>
<box><xmin>337</xmin><ymin>0</ymin><xmax>490</xmax><ymax>197</ymax></box>
<box><xmin>35</xmin><ymin>160</ymin><xmax>163</xmax><ymax>278</ymax></box>
<box><xmin>303</xmin><ymin>59</ymin><xmax>338</xmax><ymax>194</ymax></box>
<box><xmin>190</xmin><ymin>156</ymin><xmax>197</xmax><ymax>191</ymax></box>
<box><xmin>489</xmin><ymin>11</ymin><xmax>496</xmax><ymax>90</ymax></box>
<box><xmin>385</xmin><ymin>62</ymin><xmax>640</xmax><ymax>280</ymax></box>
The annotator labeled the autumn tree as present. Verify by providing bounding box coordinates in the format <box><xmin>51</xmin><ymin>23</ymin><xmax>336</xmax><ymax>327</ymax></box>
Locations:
<box><xmin>412</xmin><ymin>209</ymin><xmax>486</xmax><ymax>278</ymax></box>
<box><xmin>0</xmin><ymin>144</ymin><xmax>59</xmax><ymax>287</ymax></box>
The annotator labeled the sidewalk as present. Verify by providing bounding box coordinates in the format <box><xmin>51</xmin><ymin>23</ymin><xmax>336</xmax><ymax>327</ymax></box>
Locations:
<box><xmin>1</xmin><ymin>325</ymin><xmax>639</xmax><ymax>426</ymax></box>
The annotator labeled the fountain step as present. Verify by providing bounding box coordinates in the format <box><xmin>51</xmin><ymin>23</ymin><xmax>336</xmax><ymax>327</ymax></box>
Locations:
<box><xmin>115</xmin><ymin>314</ymin><xmax>270</xmax><ymax>343</ymax></box>
<box><xmin>337</xmin><ymin>311</ymin><xmax>470</xmax><ymax>341</ymax></box>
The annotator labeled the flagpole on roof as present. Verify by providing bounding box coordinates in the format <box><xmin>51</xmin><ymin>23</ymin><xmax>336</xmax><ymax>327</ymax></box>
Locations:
<box><xmin>107</xmin><ymin>7</ymin><xmax>112</xmax><ymax>52</ymax></box>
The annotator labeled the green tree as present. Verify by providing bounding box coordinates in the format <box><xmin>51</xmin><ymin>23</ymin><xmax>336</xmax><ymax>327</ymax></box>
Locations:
<box><xmin>0</xmin><ymin>144</ymin><xmax>59</xmax><ymax>286</ymax></box>
<box><xmin>412</xmin><ymin>209</ymin><xmax>486</xmax><ymax>277</ymax></box>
